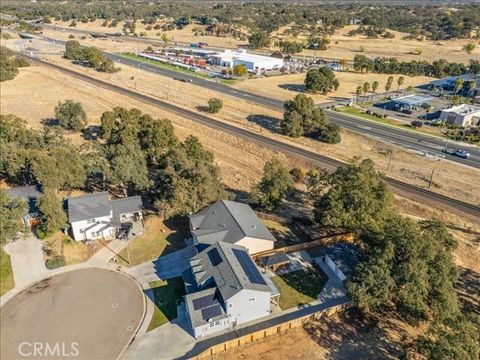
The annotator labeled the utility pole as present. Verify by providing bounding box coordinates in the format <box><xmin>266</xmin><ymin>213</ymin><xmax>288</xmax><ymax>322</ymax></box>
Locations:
<box><xmin>428</xmin><ymin>168</ymin><xmax>436</xmax><ymax>189</ymax></box>
<box><xmin>387</xmin><ymin>147</ymin><xmax>393</xmax><ymax>171</ymax></box>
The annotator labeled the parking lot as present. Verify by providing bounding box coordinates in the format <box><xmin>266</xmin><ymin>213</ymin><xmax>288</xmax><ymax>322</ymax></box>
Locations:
<box><xmin>0</xmin><ymin>268</ymin><xmax>144</xmax><ymax>360</ymax></box>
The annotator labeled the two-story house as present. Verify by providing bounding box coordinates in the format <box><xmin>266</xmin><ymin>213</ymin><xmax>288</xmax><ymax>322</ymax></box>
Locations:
<box><xmin>183</xmin><ymin>241</ymin><xmax>275</xmax><ymax>339</ymax></box>
<box><xmin>188</xmin><ymin>200</ymin><xmax>275</xmax><ymax>254</ymax></box>
<box><xmin>67</xmin><ymin>192</ymin><xmax>143</xmax><ymax>241</ymax></box>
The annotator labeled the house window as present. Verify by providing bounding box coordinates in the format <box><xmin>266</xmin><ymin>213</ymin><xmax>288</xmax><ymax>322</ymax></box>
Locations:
<box><xmin>249</xmin><ymin>297</ymin><xmax>255</xmax><ymax>302</ymax></box>
<box><xmin>229</xmin><ymin>303</ymin><xmax>232</xmax><ymax>308</ymax></box>
<box><xmin>209</xmin><ymin>322</ymin><xmax>215</xmax><ymax>328</ymax></box>
<box><xmin>86</xmin><ymin>218</ymin><xmax>95</xmax><ymax>224</ymax></box>
<box><xmin>96</xmin><ymin>231</ymin><xmax>102</xmax><ymax>237</ymax></box>
<box><xmin>91</xmin><ymin>232</ymin><xmax>96</xmax><ymax>238</ymax></box>
<box><xmin>214</xmin><ymin>321</ymin><xmax>220</xmax><ymax>325</ymax></box>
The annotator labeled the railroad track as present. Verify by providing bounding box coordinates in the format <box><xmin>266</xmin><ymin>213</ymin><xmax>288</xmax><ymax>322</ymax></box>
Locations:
<box><xmin>21</xmin><ymin>55</ymin><xmax>480</xmax><ymax>223</ymax></box>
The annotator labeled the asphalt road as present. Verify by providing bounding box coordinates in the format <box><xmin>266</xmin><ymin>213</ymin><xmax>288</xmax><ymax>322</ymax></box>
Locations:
<box><xmin>111</xmin><ymin>53</ymin><xmax>480</xmax><ymax>169</ymax></box>
<box><xmin>21</xmin><ymin>55</ymin><xmax>480</xmax><ymax>222</ymax></box>
<box><xmin>26</xmin><ymin>30</ymin><xmax>480</xmax><ymax>169</ymax></box>
<box><xmin>0</xmin><ymin>269</ymin><xmax>144</xmax><ymax>360</ymax></box>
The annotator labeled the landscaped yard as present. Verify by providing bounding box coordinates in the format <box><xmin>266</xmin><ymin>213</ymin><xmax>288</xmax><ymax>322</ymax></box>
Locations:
<box><xmin>336</xmin><ymin>106</ymin><xmax>443</xmax><ymax>138</ymax></box>
<box><xmin>119</xmin><ymin>52</ymin><xmax>210</xmax><ymax>79</ymax></box>
<box><xmin>0</xmin><ymin>251</ymin><xmax>14</xmax><ymax>296</ymax></box>
<box><xmin>271</xmin><ymin>266</ymin><xmax>328</xmax><ymax>310</ymax></box>
<box><xmin>43</xmin><ymin>232</ymin><xmax>103</xmax><ymax>266</ymax></box>
<box><xmin>147</xmin><ymin>277</ymin><xmax>186</xmax><ymax>331</ymax></box>
<box><xmin>117</xmin><ymin>216</ymin><xmax>188</xmax><ymax>266</ymax></box>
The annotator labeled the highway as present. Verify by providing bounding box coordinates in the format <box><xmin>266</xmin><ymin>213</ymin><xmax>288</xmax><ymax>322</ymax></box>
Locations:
<box><xmin>21</xmin><ymin>54</ymin><xmax>480</xmax><ymax>223</ymax></box>
<box><xmin>27</xmin><ymin>28</ymin><xmax>480</xmax><ymax>169</ymax></box>
<box><xmin>111</xmin><ymin>53</ymin><xmax>480</xmax><ymax>169</ymax></box>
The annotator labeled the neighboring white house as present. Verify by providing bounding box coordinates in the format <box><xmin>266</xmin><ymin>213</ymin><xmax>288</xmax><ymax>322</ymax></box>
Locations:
<box><xmin>439</xmin><ymin>104</ymin><xmax>480</xmax><ymax>127</ymax></box>
<box><xmin>189</xmin><ymin>200</ymin><xmax>276</xmax><ymax>254</ymax></box>
<box><xmin>183</xmin><ymin>241</ymin><xmax>275</xmax><ymax>338</ymax></box>
<box><xmin>67</xmin><ymin>192</ymin><xmax>143</xmax><ymax>241</ymax></box>
<box><xmin>209</xmin><ymin>50</ymin><xmax>284</xmax><ymax>71</ymax></box>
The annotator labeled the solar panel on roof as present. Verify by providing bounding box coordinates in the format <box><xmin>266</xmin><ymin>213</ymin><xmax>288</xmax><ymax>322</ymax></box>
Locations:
<box><xmin>207</xmin><ymin>248</ymin><xmax>223</xmax><ymax>266</ymax></box>
<box><xmin>192</xmin><ymin>293</ymin><xmax>218</xmax><ymax>310</ymax></box>
<box><xmin>232</xmin><ymin>248</ymin><xmax>267</xmax><ymax>285</ymax></box>
<box><xmin>201</xmin><ymin>304</ymin><xmax>222</xmax><ymax>321</ymax></box>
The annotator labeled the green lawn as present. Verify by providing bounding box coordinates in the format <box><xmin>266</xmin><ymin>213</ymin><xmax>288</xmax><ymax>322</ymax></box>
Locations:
<box><xmin>0</xmin><ymin>251</ymin><xmax>14</xmax><ymax>296</ymax></box>
<box><xmin>271</xmin><ymin>266</ymin><xmax>328</xmax><ymax>310</ymax></box>
<box><xmin>117</xmin><ymin>217</ymin><xmax>187</xmax><ymax>267</ymax></box>
<box><xmin>118</xmin><ymin>52</ymin><xmax>210</xmax><ymax>79</ymax></box>
<box><xmin>147</xmin><ymin>277</ymin><xmax>186</xmax><ymax>331</ymax></box>
<box><xmin>219</xmin><ymin>78</ymin><xmax>239</xmax><ymax>85</ymax></box>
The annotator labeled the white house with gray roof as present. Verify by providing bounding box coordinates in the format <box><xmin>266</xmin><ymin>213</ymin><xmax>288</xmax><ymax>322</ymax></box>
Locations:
<box><xmin>189</xmin><ymin>200</ymin><xmax>275</xmax><ymax>254</ymax></box>
<box><xmin>67</xmin><ymin>192</ymin><xmax>143</xmax><ymax>241</ymax></box>
<box><xmin>183</xmin><ymin>241</ymin><xmax>276</xmax><ymax>338</ymax></box>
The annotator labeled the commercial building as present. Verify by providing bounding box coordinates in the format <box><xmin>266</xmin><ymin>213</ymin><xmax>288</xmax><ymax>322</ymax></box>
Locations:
<box><xmin>391</xmin><ymin>94</ymin><xmax>433</xmax><ymax>109</ymax></box>
<box><xmin>439</xmin><ymin>104</ymin><xmax>480</xmax><ymax>127</ymax></box>
<box><xmin>67</xmin><ymin>192</ymin><xmax>143</xmax><ymax>241</ymax></box>
<box><xmin>183</xmin><ymin>241</ymin><xmax>276</xmax><ymax>338</ymax></box>
<box><xmin>189</xmin><ymin>200</ymin><xmax>276</xmax><ymax>254</ymax></box>
<box><xmin>209</xmin><ymin>50</ymin><xmax>284</xmax><ymax>71</ymax></box>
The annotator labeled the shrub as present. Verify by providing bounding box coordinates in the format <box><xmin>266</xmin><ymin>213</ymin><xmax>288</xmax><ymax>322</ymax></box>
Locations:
<box><xmin>290</xmin><ymin>168</ymin><xmax>305</xmax><ymax>183</ymax></box>
<box><xmin>46</xmin><ymin>255</ymin><xmax>65</xmax><ymax>269</ymax></box>
<box><xmin>411</xmin><ymin>120</ymin><xmax>423</xmax><ymax>128</ymax></box>
<box><xmin>207</xmin><ymin>98</ymin><xmax>223</xmax><ymax>113</ymax></box>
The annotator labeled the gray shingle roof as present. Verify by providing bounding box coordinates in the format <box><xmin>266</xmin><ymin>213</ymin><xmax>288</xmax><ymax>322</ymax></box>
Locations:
<box><xmin>111</xmin><ymin>196</ymin><xmax>143</xmax><ymax>224</ymax></box>
<box><xmin>67</xmin><ymin>192</ymin><xmax>111</xmax><ymax>222</ymax></box>
<box><xmin>184</xmin><ymin>288</ymin><xmax>228</xmax><ymax>328</ymax></box>
<box><xmin>189</xmin><ymin>200</ymin><xmax>275</xmax><ymax>246</ymax></box>
<box><xmin>6</xmin><ymin>185</ymin><xmax>42</xmax><ymax>215</ymax></box>
<box><xmin>67</xmin><ymin>193</ymin><xmax>144</xmax><ymax>223</ymax></box>
<box><xmin>260</xmin><ymin>252</ymin><xmax>290</xmax><ymax>267</ymax></box>
<box><xmin>188</xmin><ymin>242</ymin><xmax>271</xmax><ymax>301</ymax></box>
<box><xmin>323</xmin><ymin>243</ymin><xmax>363</xmax><ymax>278</ymax></box>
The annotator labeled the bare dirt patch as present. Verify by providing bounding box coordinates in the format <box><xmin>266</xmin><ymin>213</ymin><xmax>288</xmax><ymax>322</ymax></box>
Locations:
<box><xmin>214</xmin><ymin>308</ymin><xmax>424</xmax><ymax>360</ymax></box>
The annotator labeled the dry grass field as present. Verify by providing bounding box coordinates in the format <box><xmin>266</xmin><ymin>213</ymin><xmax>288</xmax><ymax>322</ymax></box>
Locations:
<box><xmin>233</xmin><ymin>71</ymin><xmax>433</xmax><ymax>102</ymax></box>
<box><xmin>51</xmin><ymin>20</ymin><xmax>247</xmax><ymax>48</ymax></box>
<box><xmin>49</xmin><ymin>21</ymin><xmax>476</xmax><ymax>64</ymax></box>
<box><xmin>2</xmin><ymin>57</ymin><xmax>480</xmax><ymax>207</ymax></box>
<box><xmin>272</xmin><ymin>25</ymin><xmax>477</xmax><ymax>63</ymax></box>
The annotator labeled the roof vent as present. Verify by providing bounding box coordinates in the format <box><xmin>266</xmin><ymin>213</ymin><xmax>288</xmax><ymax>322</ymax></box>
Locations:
<box><xmin>251</xmin><ymin>225</ymin><xmax>256</xmax><ymax>229</ymax></box>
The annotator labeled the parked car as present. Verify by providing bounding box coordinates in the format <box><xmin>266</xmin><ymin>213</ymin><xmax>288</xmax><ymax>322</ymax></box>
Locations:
<box><xmin>402</xmin><ymin>108</ymin><xmax>413</xmax><ymax>114</ymax></box>
<box><xmin>442</xmin><ymin>148</ymin><xmax>471</xmax><ymax>159</ymax></box>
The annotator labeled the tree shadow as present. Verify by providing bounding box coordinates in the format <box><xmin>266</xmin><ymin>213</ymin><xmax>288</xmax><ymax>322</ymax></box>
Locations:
<box><xmin>225</xmin><ymin>187</ymin><xmax>250</xmax><ymax>203</ymax></box>
<box><xmin>82</xmin><ymin>125</ymin><xmax>102</xmax><ymax>141</ymax></box>
<box><xmin>303</xmin><ymin>307</ymin><xmax>408</xmax><ymax>360</ymax></box>
<box><xmin>40</xmin><ymin>118</ymin><xmax>59</xmax><ymax>127</ymax></box>
<box><xmin>162</xmin><ymin>216</ymin><xmax>189</xmax><ymax>255</ymax></box>
<box><xmin>278</xmin><ymin>83</ymin><xmax>306</xmax><ymax>93</ymax></box>
<box><xmin>195</xmin><ymin>105</ymin><xmax>209</xmax><ymax>113</ymax></box>
<box><xmin>246</xmin><ymin>114</ymin><xmax>281</xmax><ymax>133</ymax></box>
<box><xmin>455</xmin><ymin>267</ymin><xmax>480</xmax><ymax>316</ymax></box>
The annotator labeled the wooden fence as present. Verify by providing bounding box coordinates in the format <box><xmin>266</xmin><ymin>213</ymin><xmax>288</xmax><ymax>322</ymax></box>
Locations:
<box><xmin>191</xmin><ymin>303</ymin><xmax>349</xmax><ymax>360</ymax></box>
<box><xmin>252</xmin><ymin>231</ymin><xmax>354</xmax><ymax>259</ymax></box>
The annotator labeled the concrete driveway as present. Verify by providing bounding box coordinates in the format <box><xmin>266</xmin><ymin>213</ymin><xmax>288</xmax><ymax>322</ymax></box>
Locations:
<box><xmin>4</xmin><ymin>234</ymin><xmax>47</xmax><ymax>288</ymax></box>
<box><xmin>124</xmin><ymin>304</ymin><xmax>195</xmax><ymax>360</ymax></box>
<box><xmin>127</xmin><ymin>245</ymin><xmax>197</xmax><ymax>284</ymax></box>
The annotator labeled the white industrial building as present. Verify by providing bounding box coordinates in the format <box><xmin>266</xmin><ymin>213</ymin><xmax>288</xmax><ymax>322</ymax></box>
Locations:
<box><xmin>439</xmin><ymin>104</ymin><xmax>480</xmax><ymax>127</ymax></box>
<box><xmin>209</xmin><ymin>49</ymin><xmax>283</xmax><ymax>71</ymax></box>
